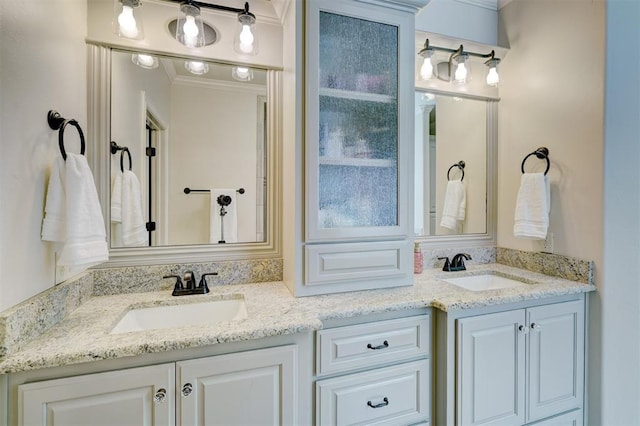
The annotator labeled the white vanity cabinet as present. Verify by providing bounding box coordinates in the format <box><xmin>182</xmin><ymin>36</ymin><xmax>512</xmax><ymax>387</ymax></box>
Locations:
<box><xmin>176</xmin><ymin>345</ymin><xmax>297</xmax><ymax>425</ymax></box>
<box><xmin>18</xmin><ymin>363</ymin><xmax>175</xmax><ymax>426</ymax></box>
<box><xmin>293</xmin><ymin>0</ymin><xmax>424</xmax><ymax>296</ymax></box>
<box><xmin>315</xmin><ymin>314</ymin><xmax>432</xmax><ymax>425</ymax></box>
<box><xmin>14</xmin><ymin>345</ymin><xmax>299</xmax><ymax>426</ymax></box>
<box><xmin>455</xmin><ymin>299</ymin><xmax>585</xmax><ymax>426</ymax></box>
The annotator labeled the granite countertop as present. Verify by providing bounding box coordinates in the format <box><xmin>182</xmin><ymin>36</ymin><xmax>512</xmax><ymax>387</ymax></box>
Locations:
<box><xmin>0</xmin><ymin>264</ymin><xmax>595</xmax><ymax>374</ymax></box>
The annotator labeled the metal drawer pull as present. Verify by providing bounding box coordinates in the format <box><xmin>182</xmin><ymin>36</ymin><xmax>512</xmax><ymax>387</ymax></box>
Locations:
<box><xmin>154</xmin><ymin>388</ymin><xmax>167</xmax><ymax>404</ymax></box>
<box><xmin>367</xmin><ymin>397</ymin><xmax>389</xmax><ymax>408</ymax></box>
<box><xmin>367</xmin><ymin>340</ymin><xmax>389</xmax><ymax>350</ymax></box>
<box><xmin>182</xmin><ymin>383</ymin><xmax>193</xmax><ymax>398</ymax></box>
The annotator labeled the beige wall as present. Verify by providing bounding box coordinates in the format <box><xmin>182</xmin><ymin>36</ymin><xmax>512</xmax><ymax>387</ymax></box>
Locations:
<box><xmin>498</xmin><ymin>2</ymin><xmax>605</xmax><ymax>423</ymax></box>
<box><xmin>168</xmin><ymin>83</ymin><xmax>259</xmax><ymax>245</ymax></box>
<box><xmin>435</xmin><ymin>96</ymin><xmax>487</xmax><ymax>235</ymax></box>
<box><xmin>497</xmin><ymin>0</ymin><xmax>604</xmax><ymax>265</ymax></box>
<box><xmin>0</xmin><ymin>0</ymin><xmax>87</xmax><ymax>312</ymax></box>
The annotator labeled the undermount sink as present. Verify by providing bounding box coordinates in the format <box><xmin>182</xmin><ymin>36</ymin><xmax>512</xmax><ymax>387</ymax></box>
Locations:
<box><xmin>110</xmin><ymin>298</ymin><xmax>247</xmax><ymax>334</ymax></box>
<box><xmin>440</xmin><ymin>272</ymin><xmax>531</xmax><ymax>292</ymax></box>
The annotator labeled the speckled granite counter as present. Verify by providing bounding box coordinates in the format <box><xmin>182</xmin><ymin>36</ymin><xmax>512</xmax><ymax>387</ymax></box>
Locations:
<box><xmin>0</xmin><ymin>264</ymin><xmax>595</xmax><ymax>374</ymax></box>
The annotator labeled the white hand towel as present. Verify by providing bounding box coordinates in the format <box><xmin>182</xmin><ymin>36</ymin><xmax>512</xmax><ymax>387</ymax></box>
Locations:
<box><xmin>210</xmin><ymin>189</ymin><xmax>238</xmax><ymax>244</ymax></box>
<box><xmin>42</xmin><ymin>153</ymin><xmax>108</xmax><ymax>268</ymax></box>
<box><xmin>111</xmin><ymin>172</ymin><xmax>123</xmax><ymax>223</ymax></box>
<box><xmin>513</xmin><ymin>173</ymin><xmax>550</xmax><ymax>240</ymax></box>
<box><xmin>120</xmin><ymin>170</ymin><xmax>147</xmax><ymax>246</ymax></box>
<box><xmin>440</xmin><ymin>179</ymin><xmax>466</xmax><ymax>230</ymax></box>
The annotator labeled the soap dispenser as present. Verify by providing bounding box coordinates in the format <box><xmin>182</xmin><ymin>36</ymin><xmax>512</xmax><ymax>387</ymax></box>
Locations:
<box><xmin>414</xmin><ymin>242</ymin><xmax>423</xmax><ymax>274</ymax></box>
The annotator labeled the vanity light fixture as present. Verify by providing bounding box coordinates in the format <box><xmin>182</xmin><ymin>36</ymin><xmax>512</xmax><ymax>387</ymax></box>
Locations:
<box><xmin>418</xmin><ymin>39</ymin><xmax>501</xmax><ymax>87</ymax></box>
<box><xmin>174</xmin><ymin>1</ymin><xmax>206</xmax><ymax>48</ymax></box>
<box><xmin>113</xmin><ymin>0</ymin><xmax>144</xmax><ymax>40</ymax></box>
<box><xmin>453</xmin><ymin>53</ymin><xmax>468</xmax><ymax>84</ymax></box>
<box><xmin>113</xmin><ymin>0</ymin><xmax>259</xmax><ymax>54</ymax></box>
<box><xmin>419</xmin><ymin>46</ymin><xmax>434</xmax><ymax>80</ymax></box>
<box><xmin>131</xmin><ymin>53</ymin><xmax>159</xmax><ymax>69</ymax></box>
<box><xmin>185</xmin><ymin>60</ymin><xmax>209</xmax><ymax>75</ymax></box>
<box><xmin>232</xmin><ymin>66</ymin><xmax>254</xmax><ymax>81</ymax></box>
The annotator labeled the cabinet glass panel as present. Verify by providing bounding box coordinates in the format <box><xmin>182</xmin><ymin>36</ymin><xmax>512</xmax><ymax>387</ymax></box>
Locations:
<box><xmin>317</xmin><ymin>11</ymin><xmax>399</xmax><ymax>228</ymax></box>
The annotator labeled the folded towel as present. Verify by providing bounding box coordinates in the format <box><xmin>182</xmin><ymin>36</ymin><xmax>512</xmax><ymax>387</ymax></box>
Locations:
<box><xmin>513</xmin><ymin>173</ymin><xmax>550</xmax><ymax>239</ymax></box>
<box><xmin>42</xmin><ymin>153</ymin><xmax>108</xmax><ymax>267</ymax></box>
<box><xmin>111</xmin><ymin>172</ymin><xmax>123</xmax><ymax>223</ymax></box>
<box><xmin>210</xmin><ymin>189</ymin><xmax>238</xmax><ymax>243</ymax></box>
<box><xmin>120</xmin><ymin>170</ymin><xmax>147</xmax><ymax>246</ymax></box>
<box><xmin>440</xmin><ymin>179</ymin><xmax>466</xmax><ymax>230</ymax></box>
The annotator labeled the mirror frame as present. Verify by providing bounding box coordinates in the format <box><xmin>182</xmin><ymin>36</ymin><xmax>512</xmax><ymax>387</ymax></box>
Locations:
<box><xmin>88</xmin><ymin>44</ymin><xmax>282</xmax><ymax>266</ymax></box>
<box><xmin>414</xmin><ymin>88</ymin><xmax>498</xmax><ymax>248</ymax></box>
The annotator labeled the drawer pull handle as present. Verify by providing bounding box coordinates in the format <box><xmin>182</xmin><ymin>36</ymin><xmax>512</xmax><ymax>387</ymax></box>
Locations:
<box><xmin>367</xmin><ymin>340</ymin><xmax>389</xmax><ymax>350</ymax></box>
<box><xmin>367</xmin><ymin>397</ymin><xmax>389</xmax><ymax>408</ymax></box>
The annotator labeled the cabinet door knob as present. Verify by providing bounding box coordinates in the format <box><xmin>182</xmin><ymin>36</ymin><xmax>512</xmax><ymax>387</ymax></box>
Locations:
<box><xmin>367</xmin><ymin>397</ymin><xmax>389</xmax><ymax>408</ymax></box>
<box><xmin>518</xmin><ymin>324</ymin><xmax>529</xmax><ymax>334</ymax></box>
<box><xmin>182</xmin><ymin>383</ymin><xmax>193</xmax><ymax>398</ymax></box>
<box><xmin>531</xmin><ymin>323</ymin><xmax>541</xmax><ymax>331</ymax></box>
<box><xmin>154</xmin><ymin>388</ymin><xmax>167</xmax><ymax>404</ymax></box>
<box><xmin>367</xmin><ymin>340</ymin><xmax>389</xmax><ymax>350</ymax></box>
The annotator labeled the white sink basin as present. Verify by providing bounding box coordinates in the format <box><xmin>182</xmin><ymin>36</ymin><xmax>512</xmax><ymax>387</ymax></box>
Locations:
<box><xmin>110</xmin><ymin>298</ymin><xmax>247</xmax><ymax>334</ymax></box>
<box><xmin>441</xmin><ymin>273</ymin><xmax>530</xmax><ymax>292</ymax></box>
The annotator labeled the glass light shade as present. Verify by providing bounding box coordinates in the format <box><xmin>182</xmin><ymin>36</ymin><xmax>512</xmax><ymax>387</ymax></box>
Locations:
<box><xmin>113</xmin><ymin>0</ymin><xmax>144</xmax><ymax>40</ymax></box>
<box><xmin>184</xmin><ymin>61</ymin><xmax>209</xmax><ymax>75</ymax></box>
<box><xmin>420</xmin><ymin>54</ymin><xmax>434</xmax><ymax>80</ymax></box>
<box><xmin>454</xmin><ymin>55</ymin><xmax>468</xmax><ymax>84</ymax></box>
<box><xmin>131</xmin><ymin>54</ymin><xmax>158</xmax><ymax>70</ymax></box>
<box><xmin>486</xmin><ymin>60</ymin><xmax>500</xmax><ymax>86</ymax></box>
<box><xmin>176</xmin><ymin>3</ymin><xmax>205</xmax><ymax>48</ymax></box>
<box><xmin>232</xmin><ymin>66</ymin><xmax>254</xmax><ymax>82</ymax></box>
<box><xmin>234</xmin><ymin>12</ymin><xmax>259</xmax><ymax>55</ymax></box>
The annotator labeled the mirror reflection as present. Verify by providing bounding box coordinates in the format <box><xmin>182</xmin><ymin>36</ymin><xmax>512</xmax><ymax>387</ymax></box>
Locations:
<box><xmin>414</xmin><ymin>91</ymin><xmax>487</xmax><ymax>236</ymax></box>
<box><xmin>110</xmin><ymin>49</ymin><xmax>267</xmax><ymax>248</ymax></box>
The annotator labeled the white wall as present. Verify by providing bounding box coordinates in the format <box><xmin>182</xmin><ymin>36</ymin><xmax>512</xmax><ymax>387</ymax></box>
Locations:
<box><xmin>497</xmin><ymin>1</ymin><xmax>605</xmax><ymax>423</ymax></box>
<box><xmin>601</xmin><ymin>2</ymin><xmax>640</xmax><ymax>424</ymax></box>
<box><xmin>416</xmin><ymin>0</ymin><xmax>498</xmax><ymax>45</ymax></box>
<box><xmin>168</xmin><ymin>83</ymin><xmax>259</xmax><ymax>245</ymax></box>
<box><xmin>0</xmin><ymin>0</ymin><xmax>87</xmax><ymax>312</ymax></box>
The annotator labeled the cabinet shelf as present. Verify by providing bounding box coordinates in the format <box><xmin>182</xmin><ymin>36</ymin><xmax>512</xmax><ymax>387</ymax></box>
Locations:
<box><xmin>319</xmin><ymin>87</ymin><xmax>395</xmax><ymax>104</ymax></box>
<box><xmin>319</xmin><ymin>156</ymin><xmax>397</xmax><ymax>168</ymax></box>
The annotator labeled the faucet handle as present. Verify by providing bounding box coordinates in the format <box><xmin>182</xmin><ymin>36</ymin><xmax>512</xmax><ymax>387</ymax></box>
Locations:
<box><xmin>438</xmin><ymin>257</ymin><xmax>452</xmax><ymax>272</ymax></box>
<box><xmin>198</xmin><ymin>272</ymin><xmax>217</xmax><ymax>293</ymax></box>
<box><xmin>163</xmin><ymin>275</ymin><xmax>184</xmax><ymax>293</ymax></box>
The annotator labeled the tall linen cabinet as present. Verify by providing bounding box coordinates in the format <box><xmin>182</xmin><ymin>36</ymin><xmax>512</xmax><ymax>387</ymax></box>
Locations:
<box><xmin>282</xmin><ymin>0</ymin><xmax>428</xmax><ymax>296</ymax></box>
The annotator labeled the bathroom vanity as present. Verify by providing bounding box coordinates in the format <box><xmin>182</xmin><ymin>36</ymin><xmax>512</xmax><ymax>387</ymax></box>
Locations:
<box><xmin>0</xmin><ymin>263</ymin><xmax>593</xmax><ymax>425</ymax></box>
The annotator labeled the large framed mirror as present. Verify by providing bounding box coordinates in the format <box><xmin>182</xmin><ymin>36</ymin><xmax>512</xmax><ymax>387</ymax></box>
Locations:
<box><xmin>88</xmin><ymin>44</ymin><xmax>282</xmax><ymax>266</ymax></box>
<box><xmin>414</xmin><ymin>90</ymin><xmax>497</xmax><ymax>246</ymax></box>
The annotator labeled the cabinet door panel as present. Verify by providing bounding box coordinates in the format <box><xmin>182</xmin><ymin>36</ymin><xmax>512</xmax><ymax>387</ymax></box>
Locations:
<box><xmin>527</xmin><ymin>301</ymin><xmax>584</xmax><ymax>422</ymax></box>
<box><xmin>457</xmin><ymin>310</ymin><xmax>526</xmax><ymax>426</ymax></box>
<box><xmin>177</xmin><ymin>345</ymin><xmax>297</xmax><ymax>426</ymax></box>
<box><xmin>18</xmin><ymin>363</ymin><xmax>175</xmax><ymax>426</ymax></box>
<box><xmin>305</xmin><ymin>0</ymin><xmax>413</xmax><ymax>241</ymax></box>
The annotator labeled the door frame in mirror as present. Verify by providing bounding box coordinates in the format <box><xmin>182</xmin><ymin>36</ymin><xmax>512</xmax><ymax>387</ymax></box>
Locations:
<box><xmin>88</xmin><ymin>44</ymin><xmax>282</xmax><ymax>266</ymax></box>
<box><xmin>414</xmin><ymin>88</ymin><xmax>497</xmax><ymax>248</ymax></box>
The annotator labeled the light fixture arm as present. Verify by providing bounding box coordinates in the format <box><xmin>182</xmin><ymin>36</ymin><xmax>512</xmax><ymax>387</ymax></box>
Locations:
<box><xmin>167</xmin><ymin>0</ymin><xmax>251</xmax><ymax>16</ymax></box>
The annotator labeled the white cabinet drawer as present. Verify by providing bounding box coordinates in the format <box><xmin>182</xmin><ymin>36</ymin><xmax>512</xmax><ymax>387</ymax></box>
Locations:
<box><xmin>316</xmin><ymin>359</ymin><xmax>430</xmax><ymax>426</ymax></box>
<box><xmin>305</xmin><ymin>240</ymin><xmax>411</xmax><ymax>285</ymax></box>
<box><xmin>317</xmin><ymin>315</ymin><xmax>430</xmax><ymax>376</ymax></box>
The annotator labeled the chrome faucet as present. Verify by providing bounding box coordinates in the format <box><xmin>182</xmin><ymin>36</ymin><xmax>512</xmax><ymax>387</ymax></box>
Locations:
<box><xmin>438</xmin><ymin>253</ymin><xmax>472</xmax><ymax>272</ymax></box>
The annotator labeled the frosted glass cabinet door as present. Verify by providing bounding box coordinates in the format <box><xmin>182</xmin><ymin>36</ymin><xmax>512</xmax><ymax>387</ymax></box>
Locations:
<box><xmin>306</xmin><ymin>0</ymin><xmax>413</xmax><ymax>241</ymax></box>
